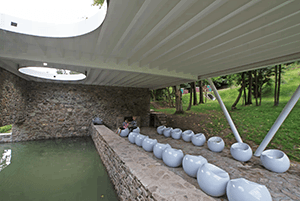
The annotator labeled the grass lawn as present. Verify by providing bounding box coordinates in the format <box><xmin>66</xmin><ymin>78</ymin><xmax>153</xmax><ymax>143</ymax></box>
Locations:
<box><xmin>0</xmin><ymin>124</ymin><xmax>12</xmax><ymax>133</ymax></box>
<box><xmin>153</xmin><ymin>66</ymin><xmax>300</xmax><ymax>162</ymax></box>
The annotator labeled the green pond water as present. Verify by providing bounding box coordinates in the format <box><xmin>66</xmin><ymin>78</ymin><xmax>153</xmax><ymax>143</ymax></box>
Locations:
<box><xmin>0</xmin><ymin>137</ymin><xmax>118</xmax><ymax>201</ymax></box>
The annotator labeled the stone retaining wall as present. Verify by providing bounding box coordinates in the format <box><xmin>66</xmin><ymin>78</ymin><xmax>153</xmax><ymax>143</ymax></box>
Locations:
<box><xmin>90</xmin><ymin>124</ymin><xmax>214</xmax><ymax>201</ymax></box>
<box><xmin>0</xmin><ymin>133</ymin><xmax>12</xmax><ymax>143</ymax></box>
<box><xmin>0</xmin><ymin>68</ymin><xmax>27</xmax><ymax>127</ymax></box>
<box><xmin>0</xmin><ymin>67</ymin><xmax>150</xmax><ymax>142</ymax></box>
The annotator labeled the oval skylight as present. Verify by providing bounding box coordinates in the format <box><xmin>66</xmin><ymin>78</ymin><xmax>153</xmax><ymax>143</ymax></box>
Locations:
<box><xmin>19</xmin><ymin>67</ymin><xmax>86</xmax><ymax>81</ymax></box>
<box><xmin>0</xmin><ymin>0</ymin><xmax>107</xmax><ymax>37</ymax></box>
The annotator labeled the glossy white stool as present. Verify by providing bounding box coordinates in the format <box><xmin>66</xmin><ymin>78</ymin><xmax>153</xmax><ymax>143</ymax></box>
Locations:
<box><xmin>171</xmin><ymin>128</ymin><xmax>182</xmax><ymax>140</ymax></box>
<box><xmin>163</xmin><ymin>127</ymin><xmax>173</xmax><ymax>137</ymax></box>
<box><xmin>135</xmin><ymin>134</ymin><xmax>147</xmax><ymax>146</ymax></box>
<box><xmin>197</xmin><ymin>163</ymin><xmax>230</xmax><ymax>197</ymax></box>
<box><xmin>182</xmin><ymin>154</ymin><xmax>207</xmax><ymax>178</ymax></box>
<box><xmin>162</xmin><ymin>148</ymin><xmax>184</xmax><ymax>168</ymax></box>
<box><xmin>260</xmin><ymin>149</ymin><xmax>290</xmax><ymax>173</ymax></box>
<box><xmin>157</xmin><ymin>125</ymin><xmax>166</xmax><ymax>135</ymax></box>
<box><xmin>192</xmin><ymin>133</ymin><xmax>206</xmax><ymax>146</ymax></box>
<box><xmin>128</xmin><ymin>132</ymin><xmax>138</xmax><ymax>144</ymax></box>
<box><xmin>153</xmin><ymin>143</ymin><xmax>171</xmax><ymax>159</ymax></box>
<box><xmin>207</xmin><ymin>136</ymin><xmax>225</xmax><ymax>152</ymax></box>
<box><xmin>142</xmin><ymin>137</ymin><xmax>157</xmax><ymax>152</ymax></box>
<box><xmin>227</xmin><ymin>178</ymin><xmax>272</xmax><ymax>201</ymax></box>
<box><xmin>182</xmin><ymin>130</ymin><xmax>194</xmax><ymax>142</ymax></box>
<box><xmin>230</xmin><ymin>142</ymin><xmax>252</xmax><ymax>162</ymax></box>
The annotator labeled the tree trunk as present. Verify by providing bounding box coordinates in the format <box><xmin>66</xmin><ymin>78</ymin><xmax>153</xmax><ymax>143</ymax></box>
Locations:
<box><xmin>193</xmin><ymin>82</ymin><xmax>198</xmax><ymax>105</ymax></box>
<box><xmin>174</xmin><ymin>86</ymin><xmax>184</xmax><ymax>114</ymax></box>
<box><xmin>276</xmin><ymin>65</ymin><xmax>281</xmax><ymax>106</ymax></box>
<box><xmin>232</xmin><ymin>73</ymin><xmax>246</xmax><ymax>110</ymax></box>
<box><xmin>199</xmin><ymin>80</ymin><xmax>204</xmax><ymax>104</ymax></box>
<box><xmin>231</xmin><ymin>85</ymin><xmax>244</xmax><ymax>110</ymax></box>
<box><xmin>187</xmin><ymin>83</ymin><xmax>193</xmax><ymax>111</ymax></box>
<box><xmin>259</xmin><ymin>70</ymin><xmax>263</xmax><ymax>106</ymax></box>
<box><xmin>170</xmin><ymin>87</ymin><xmax>175</xmax><ymax>107</ymax></box>
<box><xmin>205</xmin><ymin>85</ymin><xmax>207</xmax><ymax>103</ymax></box>
<box><xmin>247</xmin><ymin>71</ymin><xmax>253</xmax><ymax>105</ymax></box>
<box><xmin>151</xmin><ymin>90</ymin><xmax>156</xmax><ymax>101</ymax></box>
<box><xmin>166</xmin><ymin>87</ymin><xmax>172</xmax><ymax>107</ymax></box>
<box><xmin>274</xmin><ymin>65</ymin><xmax>278</xmax><ymax>106</ymax></box>
<box><xmin>255</xmin><ymin>70</ymin><xmax>258</xmax><ymax>106</ymax></box>
<box><xmin>242</xmin><ymin>72</ymin><xmax>247</xmax><ymax>105</ymax></box>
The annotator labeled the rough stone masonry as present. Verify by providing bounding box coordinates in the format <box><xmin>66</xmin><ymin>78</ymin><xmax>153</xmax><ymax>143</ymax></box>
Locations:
<box><xmin>0</xmin><ymin>67</ymin><xmax>150</xmax><ymax>142</ymax></box>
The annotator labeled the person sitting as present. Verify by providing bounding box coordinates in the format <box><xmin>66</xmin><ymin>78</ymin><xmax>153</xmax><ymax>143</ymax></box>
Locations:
<box><xmin>116</xmin><ymin>119</ymin><xmax>129</xmax><ymax>134</ymax></box>
<box><xmin>131</xmin><ymin>116</ymin><xmax>137</xmax><ymax>127</ymax></box>
<box><xmin>128</xmin><ymin>116</ymin><xmax>138</xmax><ymax>133</ymax></box>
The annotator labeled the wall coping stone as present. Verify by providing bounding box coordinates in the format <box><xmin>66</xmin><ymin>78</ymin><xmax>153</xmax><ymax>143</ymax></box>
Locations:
<box><xmin>92</xmin><ymin>125</ymin><xmax>215</xmax><ymax>201</ymax></box>
<box><xmin>0</xmin><ymin>133</ymin><xmax>12</xmax><ymax>136</ymax></box>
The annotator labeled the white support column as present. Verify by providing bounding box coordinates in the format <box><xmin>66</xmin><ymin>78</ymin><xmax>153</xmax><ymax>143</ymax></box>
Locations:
<box><xmin>207</xmin><ymin>78</ymin><xmax>243</xmax><ymax>143</ymax></box>
<box><xmin>254</xmin><ymin>85</ymin><xmax>300</xmax><ymax>156</ymax></box>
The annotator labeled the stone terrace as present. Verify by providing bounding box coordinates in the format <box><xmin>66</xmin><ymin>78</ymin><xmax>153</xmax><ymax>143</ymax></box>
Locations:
<box><xmin>116</xmin><ymin>127</ymin><xmax>300</xmax><ymax>201</ymax></box>
<box><xmin>92</xmin><ymin>125</ymin><xmax>215</xmax><ymax>201</ymax></box>
<box><xmin>139</xmin><ymin>127</ymin><xmax>300</xmax><ymax>201</ymax></box>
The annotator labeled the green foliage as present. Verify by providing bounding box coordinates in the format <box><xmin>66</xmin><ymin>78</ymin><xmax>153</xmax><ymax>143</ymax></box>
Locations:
<box><xmin>153</xmin><ymin>66</ymin><xmax>300</xmax><ymax>162</ymax></box>
<box><xmin>0</xmin><ymin>124</ymin><xmax>12</xmax><ymax>133</ymax></box>
<box><xmin>92</xmin><ymin>0</ymin><xmax>105</xmax><ymax>7</ymax></box>
<box><xmin>56</xmin><ymin>69</ymin><xmax>64</xmax><ymax>74</ymax></box>
<box><xmin>69</xmin><ymin>71</ymin><xmax>81</xmax><ymax>75</ymax></box>
<box><xmin>210</xmin><ymin>75</ymin><xmax>233</xmax><ymax>89</ymax></box>
<box><xmin>151</xmin><ymin>88</ymin><xmax>166</xmax><ymax>101</ymax></box>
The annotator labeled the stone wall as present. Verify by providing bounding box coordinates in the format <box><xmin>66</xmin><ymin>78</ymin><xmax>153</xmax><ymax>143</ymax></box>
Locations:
<box><xmin>0</xmin><ymin>68</ymin><xmax>27</xmax><ymax>127</ymax></box>
<box><xmin>0</xmin><ymin>67</ymin><xmax>150</xmax><ymax>142</ymax></box>
<box><xmin>90</xmin><ymin>125</ymin><xmax>214</xmax><ymax>201</ymax></box>
<box><xmin>91</xmin><ymin>125</ymin><xmax>154</xmax><ymax>201</ymax></box>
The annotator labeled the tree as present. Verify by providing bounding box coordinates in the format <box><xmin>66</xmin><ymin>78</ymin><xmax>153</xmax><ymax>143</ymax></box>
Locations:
<box><xmin>254</xmin><ymin>70</ymin><xmax>259</xmax><ymax>106</ymax></box>
<box><xmin>199</xmin><ymin>80</ymin><xmax>204</xmax><ymax>104</ymax></box>
<box><xmin>92</xmin><ymin>0</ymin><xmax>105</xmax><ymax>7</ymax></box>
<box><xmin>186</xmin><ymin>82</ymin><xmax>193</xmax><ymax>111</ymax></box>
<box><xmin>151</xmin><ymin>90</ymin><xmax>156</xmax><ymax>101</ymax></box>
<box><xmin>231</xmin><ymin>72</ymin><xmax>246</xmax><ymax>110</ymax></box>
<box><xmin>166</xmin><ymin>87</ymin><xmax>175</xmax><ymax>107</ymax></box>
<box><xmin>246</xmin><ymin>71</ymin><xmax>253</xmax><ymax>105</ymax></box>
<box><xmin>278</xmin><ymin>65</ymin><xmax>281</xmax><ymax>104</ymax></box>
<box><xmin>56</xmin><ymin>69</ymin><xmax>67</xmax><ymax>74</ymax></box>
<box><xmin>192</xmin><ymin>82</ymin><xmax>198</xmax><ymax>105</ymax></box>
<box><xmin>174</xmin><ymin>86</ymin><xmax>184</xmax><ymax>114</ymax></box>
<box><xmin>231</xmin><ymin>66</ymin><xmax>280</xmax><ymax>109</ymax></box>
<box><xmin>274</xmin><ymin>64</ymin><xmax>283</xmax><ymax>106</ymax></box>
<box><xmin>274</xmin><ymin>65</ymin><xmax>278</xmax><ymax>106</ymax></box>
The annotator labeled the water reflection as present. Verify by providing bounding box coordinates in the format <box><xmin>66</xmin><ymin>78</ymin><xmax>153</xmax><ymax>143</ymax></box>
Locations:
<box><xmin>0</xmin><ymin>149</ymin><xmax>11</xmax><ymax>171</ymax></box>
<box><xmin>0</xmin><ymin>137</ymin><xmax>118</xmax><ymax>201</ymax></box>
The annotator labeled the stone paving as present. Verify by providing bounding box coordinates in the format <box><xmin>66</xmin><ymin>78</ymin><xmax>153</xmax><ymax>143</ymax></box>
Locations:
<box><xmin>95</xmin><ymin>125</ymin><xmax>215</xmax><ymax>201</ymax></box>
<box><xmin>135</xmin><ymin>127</ymin><xmax>300</xmax><ymax>201</ymax></box>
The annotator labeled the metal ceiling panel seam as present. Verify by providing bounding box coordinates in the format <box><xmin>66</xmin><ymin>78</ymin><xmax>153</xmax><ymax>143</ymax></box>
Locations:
<box><xmin>1</xmin><ymin>0</ymin><xmax>300</xmax><ymax>89</ymax></box>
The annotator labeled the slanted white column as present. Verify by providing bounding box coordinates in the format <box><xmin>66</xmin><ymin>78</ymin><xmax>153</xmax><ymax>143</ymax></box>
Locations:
<box><xmin>207</xmin><ymin>78</ymin><xmax>243</xmax><ymax>143</ymax></box>
<box><xmin>254</xmin><ymin>85</ymin><xmax>300</xmax><ymax>156</ymax></box>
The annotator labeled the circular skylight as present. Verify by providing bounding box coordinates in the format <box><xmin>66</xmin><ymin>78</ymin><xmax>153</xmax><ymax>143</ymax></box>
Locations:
<box><xmin>19</xmin><ymin>67</ymin><xmax>86</xmax><ymax>81</ymax></box>
<box><xmin>0</xmin><ymin>0</ymin><xmax>107</xmax><ymax>37</ymax></box>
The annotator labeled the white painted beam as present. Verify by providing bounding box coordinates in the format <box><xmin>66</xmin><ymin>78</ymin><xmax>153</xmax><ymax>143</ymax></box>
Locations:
<box><xmin>207</xmin><ymin>78</ymin><xmax>243</xmax><ymax>143</ymax></box>
<box><xmin>254</xmin><ymin>85</ymin><xmax>300</xmax><ymax>156</ymax></box>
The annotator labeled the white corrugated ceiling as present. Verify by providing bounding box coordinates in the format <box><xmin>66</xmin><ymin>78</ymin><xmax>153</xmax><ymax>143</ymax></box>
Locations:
<box><xmin>0</xmin><ymin>0</ymin><xmax>300</xmax><ymax>89</ymax></box>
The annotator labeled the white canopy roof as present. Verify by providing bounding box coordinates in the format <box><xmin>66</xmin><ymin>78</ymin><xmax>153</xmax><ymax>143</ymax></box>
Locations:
<box><xmin>1</xmin><ymin>0</ymin><xmax>300</xmax><ymax>89</ymax></box>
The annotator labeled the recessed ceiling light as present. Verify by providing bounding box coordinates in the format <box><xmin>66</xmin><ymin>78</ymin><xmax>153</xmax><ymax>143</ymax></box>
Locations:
<box><xmin>0</xmin><ymin>0</ymin><xmax>107</xmax><ymax>38</ymax></box>
<box><xmin>18</xmin><ymin>67</ymin><xmax>86</xmax><ymax>81</ymax></box>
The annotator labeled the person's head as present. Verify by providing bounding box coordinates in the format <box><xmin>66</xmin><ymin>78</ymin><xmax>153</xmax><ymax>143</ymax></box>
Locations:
<box><xmin>124</xmin><ymin>119</ymin><xmax>128</xmax><ymax>123</ymax></box>
<box><xmin>132</xmin><ymin>116</ymin><xmax>137</xmax><ymax>121</ymax></box>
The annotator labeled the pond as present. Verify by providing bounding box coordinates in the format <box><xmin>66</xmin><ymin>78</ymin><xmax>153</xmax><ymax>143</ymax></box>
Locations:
<box><xmin>0</xmin><ymin>137</ymin><xmax>118</xmax><ymax>201</ymax></box>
